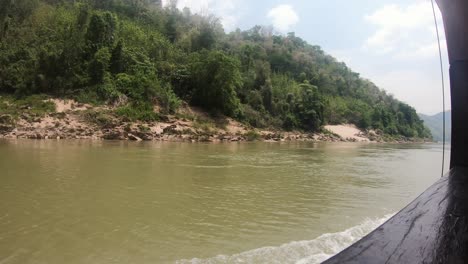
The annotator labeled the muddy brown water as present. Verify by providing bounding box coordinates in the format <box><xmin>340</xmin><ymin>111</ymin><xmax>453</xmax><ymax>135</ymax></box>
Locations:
<box><xmin>0</xmin><ymin>140</ymin><xmax>447</xmax><ymax>263</ymax></box>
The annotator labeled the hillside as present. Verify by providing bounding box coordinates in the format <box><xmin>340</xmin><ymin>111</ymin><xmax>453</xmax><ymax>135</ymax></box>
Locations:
<box><xmin>419</xmin><ymin>111</ymin><xmax>451</xmax><ymax>142</ymax></box>
<box><xmin>0</xmin><ymin>0</ymin><xmax>431</xmax><ymax>140</ymax></box>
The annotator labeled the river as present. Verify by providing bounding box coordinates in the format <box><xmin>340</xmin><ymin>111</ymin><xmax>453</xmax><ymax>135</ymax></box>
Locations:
<box><xmin>0</xmin><ymin>140</ymin><xmax>448</xmax><ymax>263</ymax></box>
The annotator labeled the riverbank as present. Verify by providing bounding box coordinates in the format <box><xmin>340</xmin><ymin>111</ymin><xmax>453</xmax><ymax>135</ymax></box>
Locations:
<box><xmin>0</xmin><ymin>98</ymin><xmax>428</xmax><ymax>143</ymax></box>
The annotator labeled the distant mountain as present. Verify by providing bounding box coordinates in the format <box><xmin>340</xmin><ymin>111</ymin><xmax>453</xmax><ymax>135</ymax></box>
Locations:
<box><xmin>419</xmin><ymin>111</ymin><xmax>451</xmax><ymax>142</ymax></box>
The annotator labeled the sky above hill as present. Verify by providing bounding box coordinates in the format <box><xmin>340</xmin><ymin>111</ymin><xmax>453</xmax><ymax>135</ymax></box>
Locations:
<box><xmin>162</xmin><ymin>0</ymin><xmax>450</xmax><ymax>115</ymax></box>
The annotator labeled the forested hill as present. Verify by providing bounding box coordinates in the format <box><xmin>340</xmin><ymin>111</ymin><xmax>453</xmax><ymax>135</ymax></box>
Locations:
<box><xmin>419</xmin><ymin>111</ymin><xmax>451</xmax><ymax>142</ymax></box>
<box><xmin>0</xmin><ymin>0</ymin><xmax>431</xmax><ymax>138</ymax></box>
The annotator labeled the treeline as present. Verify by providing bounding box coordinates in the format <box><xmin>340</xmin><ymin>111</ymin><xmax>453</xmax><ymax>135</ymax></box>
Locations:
<box><xmin>0</xmin><ymin>0</ymin><xmax>431</xmax><ymax>138</ymax></box>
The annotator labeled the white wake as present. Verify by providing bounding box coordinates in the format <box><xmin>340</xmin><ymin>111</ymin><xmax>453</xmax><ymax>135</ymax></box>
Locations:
<box><xmin>176</xmin><ymin>214</ymin><xmax>393</xmax><ymax>264</ymax></box>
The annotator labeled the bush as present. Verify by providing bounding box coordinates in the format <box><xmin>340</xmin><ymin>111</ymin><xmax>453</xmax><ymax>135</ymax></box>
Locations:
<box><xmin>115</xmin><ymin>102</ymin><xmax>160</xmax><ymax>122</ymax></box>
<box><xmin>282</xmin><ymin>113</ymin><xmax>298</xmax><ymax>131</ymax></box>
<box><xmin>193</xmin><ymin>122</ymin><xmax>214</xmax><ymax>134</ymax></box>
<box><xmin>155</xmin><ymin>82</ymin><xmax>181</xmax><ymax>114</ymax></box>
<box><xmin>240</xmin><ymin>104</ymin><xmax>267</xmax><ymax>128</ymax></box>
<box><xmin>83</xmin><ymin>109</ymin><xmax>117</xmax><ymax>128</ymax></box>
<box><xmin>138</xmin><ymin>124</ymin><xmax>151</xmax><ymax>133</ymax></box>
<box><xmin>0</xmin><ymin>94</ymin><xmax>55</xmax><ymax>118</ymax></box>
<box><xmin>96</xmin><ymin>80</ymin><xmax>123</xmax><ymax>104</ymax></box>
<box><xmin>244</xmin><ymin>130</ymin><xmax>261</xmax><ymax>141</ymax></box>
<box><xmin>75</xmin><ymin>89</ymin><xmax>103</xmax><ymax>105</ymax></box>
<box><xmin>115</xmin><ymin>73</ymin><xmax>180</xmax><ymax>113</ymax></box>
<box><xmin>16</xmin><ymin>95</ymin><xmax>56</xmax><ymax>114</ymax></box>
<box><xmin>193</xmin><ymin>117</ymin><xmax>215</xmax><ymax>133</ymax></box>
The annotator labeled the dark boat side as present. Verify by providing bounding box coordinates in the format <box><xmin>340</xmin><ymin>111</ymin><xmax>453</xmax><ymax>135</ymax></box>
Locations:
<box><xmin>324</xmin><ymin>0</ymin><xmax>468</xmax><ymax>263</ymax></box>
<box><xmin>324</xmin><ymin>168</ymin><xmax>468</xmax><ymax>263</ymax></box>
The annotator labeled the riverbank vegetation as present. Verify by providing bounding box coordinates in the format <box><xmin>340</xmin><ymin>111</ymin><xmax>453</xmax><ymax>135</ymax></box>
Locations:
<box><xmin>0</xmin><ymin>0</ymin><xmax>431</xmax><ymax>139</ymax></box>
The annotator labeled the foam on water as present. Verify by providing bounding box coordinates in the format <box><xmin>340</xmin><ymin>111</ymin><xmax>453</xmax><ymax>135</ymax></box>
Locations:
<box><xmin>176</xmin><ymin>214</ymin><xmax>393</xmax><ymax>264</ymax></box>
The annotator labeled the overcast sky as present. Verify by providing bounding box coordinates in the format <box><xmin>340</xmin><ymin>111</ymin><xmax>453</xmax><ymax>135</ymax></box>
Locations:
<box><xmin>162</xmin><ymin>0</ymin><xmax>450</xmax><ymax>115</ymax></box>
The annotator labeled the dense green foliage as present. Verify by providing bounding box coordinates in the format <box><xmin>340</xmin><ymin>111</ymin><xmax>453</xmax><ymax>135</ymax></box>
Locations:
<box><xmin>0</xmin><ymin>0</ymin><xmax>431</xmax><ymax>138</ymax></box>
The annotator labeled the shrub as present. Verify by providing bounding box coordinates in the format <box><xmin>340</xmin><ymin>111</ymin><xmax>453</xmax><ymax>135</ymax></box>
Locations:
<box><xmin>282</xmin><ymin>113</ymin><xmax>299</xmax><ymax>131</ymax></box>
<box><xmin>240</xmin><ymin>104</ymin><xmax>267</xmax><ymax>128</ymax></box>
<box><xmin>156</xmin><ymin>82</ymin><xmax>181</xmax><ymax>114</ymax></box>
<box><xmin>115</xmin><ymin>102</ymin><xmax>160</xmax><ymax>122</ymax></box>
<box><xmin>244</xmin><ymin>130</ymin><xmax>261</xmax><ymax>141</ymax></box>
<box><xmin>115</xmin><ymin>73</ymin><xmax>180</xmax><ymax>114</ymax></box>
<box><xmin>0</xmin><ymin>94</ymin><xmax>55</xmax><ymax>118</ymax></box>
<box><xmin>83</xmin><ymin>109</ymin><xmax>117</xmax><ymax>128</ymax></box>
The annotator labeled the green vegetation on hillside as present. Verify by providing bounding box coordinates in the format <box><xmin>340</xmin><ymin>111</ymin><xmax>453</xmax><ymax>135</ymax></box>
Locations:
<box><xmin>0</xmin><ymin>0</ymin><xmax>431</xmax><ymax>138</ymax></box>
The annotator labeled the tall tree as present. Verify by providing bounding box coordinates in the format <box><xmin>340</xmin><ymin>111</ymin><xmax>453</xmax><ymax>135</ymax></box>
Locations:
<box><xmin>190</xmin><ymin>51</ymin><xmax>242</xmax><ymax>116</ymax></box>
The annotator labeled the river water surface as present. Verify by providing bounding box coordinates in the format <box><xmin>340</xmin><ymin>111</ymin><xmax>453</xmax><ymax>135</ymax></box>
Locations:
<box><xmin>0</xmin><ymin>140</ymin><xmax>447</xmax><ymax>263</ymax></box>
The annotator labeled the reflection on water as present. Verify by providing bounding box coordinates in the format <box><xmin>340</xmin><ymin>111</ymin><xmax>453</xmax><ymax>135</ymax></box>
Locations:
<box><xmin>0</xmin><ymin>140</ymin><xmax>446</xmax><ymax>263</ymax></box>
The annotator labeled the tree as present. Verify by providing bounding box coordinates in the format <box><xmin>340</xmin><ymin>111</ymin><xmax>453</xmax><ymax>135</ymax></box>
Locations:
<box><xmin>110</xmin><ymin>40</ymin><xmax>124</xmax><ymax>74</ymax></box>
<box><xmin>0</xmin><ymin>0</ymin><xmax>12</xmax><ymax>40</ymax></box>
<box><xmin>8</xmin><ymin>0</ymin><xmax>39</xmax><ymax>21</ymax></box>
<box><xmin>190</xmin><ymin>51</ymin><xmax>242</xmax><ymax>116</ymax></box>
<box><xmin>297</xmin><ymin>82</ymin><xmax>323</xmax><ymax>131</ymax></box>
<box><xmin>91</xmin><ymin>0</ymin><xmax>114</xmax><ymax>10</ymax></box>
<box><xmin>165</xmin><ymin>11</ymin><xmax>178</xmax><ymax>43</ymax></box>
<box><xmin>192</xmin><ymin>17</ymin><xmax>218</xmax><ymax>51</ymax></box>
<box><xmin>89</xmin><ymin>48</ymin><xmax>111</xmax><ymax>84</ymax></box>
<box><xmin>85</xmin><ymin>12</ymin><xmax>117</xmax><ymax>54</ymax></box>
<box><xmin>261</xmin><ymin>80</ymin><xmax>273</xmax><ymax>112</ymax></box>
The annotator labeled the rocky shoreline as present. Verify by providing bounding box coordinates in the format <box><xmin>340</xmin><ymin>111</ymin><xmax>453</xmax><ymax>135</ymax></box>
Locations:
<box><xmin>0</xmin><ymin>116</ymin><xmax>344</xmax><ymax>143</ymax></box>
<box><xmin>0</xmin><ymin>99</ymin><xmax>429</xmax><ymax>144</ymax></box>
<box><xmin>0</xmin><ymin>118</ymin><xmax>426</xmax><ymax>144</ymax></box>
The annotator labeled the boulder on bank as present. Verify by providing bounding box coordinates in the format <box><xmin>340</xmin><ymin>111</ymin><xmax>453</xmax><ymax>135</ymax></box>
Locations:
<box><xmin>0</xmin><ymin>125</ymin><xmax>14</xmax><ymax>133</ymax></box>
<box><xmin>103</xmin><ymin>131</ymin><xmax>124</xmax><ymax>140</ymax></box>
<box><xmin>163</xmin><ymin>124</ymin><xmax>180</xmax><ymax>135</ymax></box>
<box><xmin>127</xmin><ymin>133</ymin><xmax>143</xmax><ymax>141</ymax></box>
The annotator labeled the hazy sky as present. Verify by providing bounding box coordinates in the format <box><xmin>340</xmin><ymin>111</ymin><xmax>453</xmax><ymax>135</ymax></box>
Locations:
<box><xmin>162</xmin><ymin>0</ymin><xmax>450</xmax><ymax>115</ymax></box>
